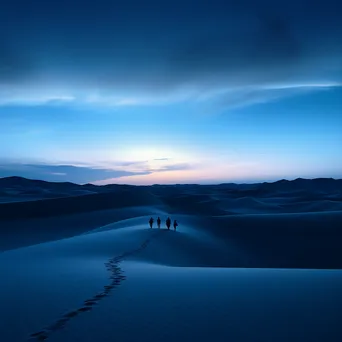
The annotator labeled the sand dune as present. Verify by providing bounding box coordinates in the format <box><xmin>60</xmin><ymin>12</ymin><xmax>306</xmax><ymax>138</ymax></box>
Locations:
<box><xmin>0</xmin><ymin>206</ymin><xmax>169</xmax><ymax>252</ymax></box>
<box><xmin>1</xmin><ymin>215</ymin><xmax>342</xmax><ymax>341</ymax></box>
<box><xmin>0</xmin><ymin>177</ymin><xmax>341</xmax><ymax>341</ymax></box>
<box><xmin>0</xmin><ymin>187</ymin><xmax>163</xmax><ymax>220</ymax></box>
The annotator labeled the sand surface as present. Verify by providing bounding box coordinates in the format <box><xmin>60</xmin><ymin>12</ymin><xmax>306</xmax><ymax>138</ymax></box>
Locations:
<box><xmin>0</xmin><ymin>177</ymin><xmax>341</xmax><ymax>341</ymax></box>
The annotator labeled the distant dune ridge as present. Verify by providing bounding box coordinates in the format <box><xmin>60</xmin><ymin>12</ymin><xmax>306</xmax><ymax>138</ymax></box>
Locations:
<box><xmin>0</xmin><ymin>176</ymin><xmax>341</xmax><ymax>217</ymax></box>
<box><xmin>0</xmin><ymin>176</ymin><xmax>342</xmax><ymax>342</ymax></box>
<box><xmin>1</xmin><ymin>176</ymin><xmax>341</xmax><ymax>265</ymax></box>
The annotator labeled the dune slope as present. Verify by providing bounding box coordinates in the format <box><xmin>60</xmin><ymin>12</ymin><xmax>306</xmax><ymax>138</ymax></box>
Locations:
<box><xmin>0</xmin><ymin>217</ymin><xmax>341</xmax><ymax>342</ymax></box>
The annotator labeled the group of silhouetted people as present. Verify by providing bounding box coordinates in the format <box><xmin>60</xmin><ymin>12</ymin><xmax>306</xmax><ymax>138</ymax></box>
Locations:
<box><xmin>149</xmin><ymin>216</ymin><xmax>178</xmax><ymax>231</ymax></box>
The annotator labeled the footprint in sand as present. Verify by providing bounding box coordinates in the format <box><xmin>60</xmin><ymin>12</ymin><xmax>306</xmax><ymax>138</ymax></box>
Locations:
<box><xmin>84</xmin><ymin>300</ymin><xmax>97</xmax><ymax>306</ymax></box>
<box><xmin>64</xmin><ymin>310</ymin><xmax>79</xmax><ymax>318</ymax></box>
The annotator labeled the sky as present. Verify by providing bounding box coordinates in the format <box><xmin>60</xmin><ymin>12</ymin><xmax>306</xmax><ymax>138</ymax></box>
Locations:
<box><xmin>0</xmin><ymin>0</ymin><xmax>341</xmax><ymax>185</ymax></box>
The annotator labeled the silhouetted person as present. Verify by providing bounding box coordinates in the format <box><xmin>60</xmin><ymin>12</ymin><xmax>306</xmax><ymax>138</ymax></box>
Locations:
<box><xmin>173</xmin><ymin>220</ymin><xmax>178</xmax><ymax>231</ymax></box>
<box><xmin>157</xmin><ymin>217</ymin><xmax>161</xmax><ymax>228</ymax></box>
<box><xmin>149</xmin><ymin>217</ymin><xmax>154</xmax><ymax>229</ymax></box>
<box><xmin>166</xmin><ymin>217</ymin><xmax>171</xmax><ymax>230</ymax></box>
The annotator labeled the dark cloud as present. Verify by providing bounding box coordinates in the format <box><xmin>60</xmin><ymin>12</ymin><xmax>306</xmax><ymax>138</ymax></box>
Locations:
<box><xmin>0</xmin><ymin>163</ymin><xmax>149</xmax><ymax>184</ymax></box>
<box><xmin>171</xmin><ymin>16</ymin><xmax>300</xmax><ymax>78</ymax></box>
<box><xmin>168</xmin><ymin>4</ymin><xmax>342</xmax><ymax>89</ymax></box>
<box><xmin>1</xmin><ymin>0</ymin><xmax>341</xmax><ymax>98</ymax></box>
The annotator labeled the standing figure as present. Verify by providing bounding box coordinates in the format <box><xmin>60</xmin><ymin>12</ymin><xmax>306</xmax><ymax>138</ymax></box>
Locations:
<box><xmin>173</xmin><ymin>220</ymin><xmax>178</xmax><ymax>231</ymax></box>
<box><xmin>149</xmin><ymin>217</ymin><xmax>154</xmax><ymax>229</ymax></box>
<box><xmin>157</xmin><ymin>217</ymin><xmax>161</xmax><ymax>228</ymax></box>
<box><xmin>166</xmin><ymin>217</ymin><xmax>171</xmax><ymax>230</ymax></box>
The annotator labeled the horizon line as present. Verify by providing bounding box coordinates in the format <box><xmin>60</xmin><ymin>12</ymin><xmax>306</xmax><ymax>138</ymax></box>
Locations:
<box><xmin>0</xmin><ymin>175</ymin><xmax>341</xmax><ymax>187</ymax></box>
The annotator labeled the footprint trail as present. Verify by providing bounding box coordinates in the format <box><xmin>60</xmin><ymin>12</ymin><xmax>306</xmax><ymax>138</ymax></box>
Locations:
<box><xmin>28</xmin><ymin>229</ymin><xmax>165</xmax><ymax>341</ymax></box>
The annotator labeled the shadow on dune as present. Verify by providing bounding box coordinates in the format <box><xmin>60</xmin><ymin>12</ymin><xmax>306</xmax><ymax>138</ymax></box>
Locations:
<box><xmin>89</xmin><ymin>213</ymin><xmax>342</xmax><ymax>270</ymax></box>
<box><xmin>205</xmin><ymin>211</ymin><xmax>342</xmax><ymax>269</ymax></box>
<box><xmin>0</xmin><ymin>188</ymin><xmax>162</xmax><ymax>220</ymax></box>
<box><xmin>158</xmin><ymin>194</ymin><xmax>228</xmax><ymax>216</ymax></box>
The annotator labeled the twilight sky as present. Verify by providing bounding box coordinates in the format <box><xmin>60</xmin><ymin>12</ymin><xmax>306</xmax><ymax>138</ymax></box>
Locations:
<box><xmin>0</xmin><ymin>0</ymin><xmax>341</xmax><ymax>184</ymax></box>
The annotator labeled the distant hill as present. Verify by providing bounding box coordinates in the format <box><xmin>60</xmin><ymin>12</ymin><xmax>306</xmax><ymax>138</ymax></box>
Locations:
<box><xmin>1</xmin><ymin>176</ymin><xmax>342</xmax><ymax>194</ymax></box>
<box><xmin>0</xmin><ymin>175</ymin><xmax>342</xmax><ymax>220</ymax></box>
<box><xmin>259</xmin><ymin>178</ymin><xmax>342</xmax><ymax>194</ymax></box>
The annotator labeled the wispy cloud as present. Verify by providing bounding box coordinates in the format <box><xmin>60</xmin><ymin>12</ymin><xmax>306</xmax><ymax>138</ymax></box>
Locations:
<box><xmin>0</xmin><ymin>160</ymin><xmax>193</xmax><ymax>184</ymax></box>
<box><xmin>0</xmin><ymin>86</ymin><xmax>76</xmax><ymax>106</ymax></box>
<box><xmin>147</xmin><ymin>163</ymin><xmax>191</xmax><ymax>173</ymax></box>
<box><xmin>259</xmin><ymin>82</ymin><xmax>342</xmax><ymax>90</ymax></box>
<box><xmin>195</xmin><ymin>82</ymin><xmax>342</xmax><ymax>112</ymax></box>
<box><xmin>1</xmin><ymin>81</ymin><xmax>340</xmax><ymax>111</ymax></box>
